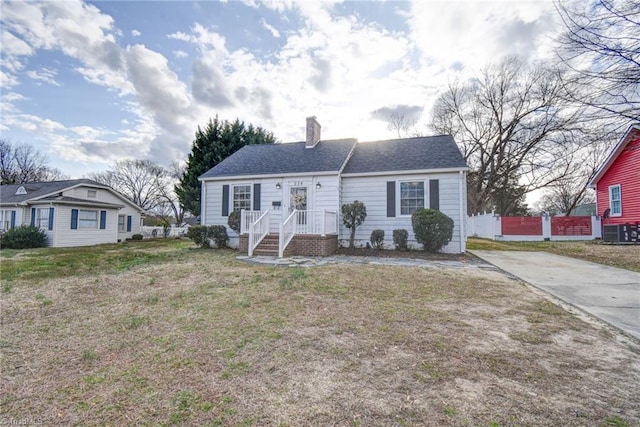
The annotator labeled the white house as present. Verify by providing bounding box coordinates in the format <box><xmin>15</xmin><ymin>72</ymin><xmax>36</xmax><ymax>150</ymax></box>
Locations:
<box><xmin>199</xmin><ymin>117</ymin><xmax>468</xmax><ymax>256</ymax></box>
<box><xmin>0</xmin><ymin>179</ymin><xmax>145</xmax><ymax>247</ymax></box>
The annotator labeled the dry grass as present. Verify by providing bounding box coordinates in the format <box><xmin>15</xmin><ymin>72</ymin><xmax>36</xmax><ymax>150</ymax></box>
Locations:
<box><xmin>1</xmin><ymin>240</ymin><xmax>639</xmax><ymax>426</ymax></box>
<box><xmin>467</xmin><ymin>238</ymin><xmax>640</xmax><ymax>272</ymax></box>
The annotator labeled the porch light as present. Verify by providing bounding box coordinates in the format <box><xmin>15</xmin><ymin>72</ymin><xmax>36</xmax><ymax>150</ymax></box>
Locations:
<box><xmin>276</xmin><ymin>183</ymin><xmax>281</xmax><ymax>189</ymax></box>
<box><xmin>316</xmin><ymin>182</ymin><xmax>321</xmax><ymax>189</ymax></box>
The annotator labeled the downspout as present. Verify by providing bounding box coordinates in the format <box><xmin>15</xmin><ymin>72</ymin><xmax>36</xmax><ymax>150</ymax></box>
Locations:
<box><xmin>459</xmin><ymin>170</ymin><xmax>466</xmax><ymax>253</ymax></box>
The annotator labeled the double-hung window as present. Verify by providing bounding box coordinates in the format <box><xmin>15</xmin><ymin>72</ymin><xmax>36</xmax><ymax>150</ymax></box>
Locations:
<box><xmin>1</xmin><ymin>210</ymin><xmax>15</xmax><ymax>230</ymax></box>
<box><xmin>609</xmin><ymin>185</ymin><xmax>622</xmax><ymax>216</ymax></box>
<box><xmin>79</xmin><ymin>209</ymin><xmax>98</xmax><ymax>229</ymax></box>
<box><xmin>118</xmin><ymin>215</ymin><xmax>126</xmax><ymax>232</ymax></box>
<box><xmin>37</xmin><ymin>208</ymin><xmax>50</xmax><ymax>229</ymax></box>
<box><xmin>400</xmin><ymin>181</ymin><xmax>425</xmax><ymax>215</ymax></box>
<box><xmin>232</xmin><ymin>185</ymin><xmax>252</xmax><ymax>212</ymax></box>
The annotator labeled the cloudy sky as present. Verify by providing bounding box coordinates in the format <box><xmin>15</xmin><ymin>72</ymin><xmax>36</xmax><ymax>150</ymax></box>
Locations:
<box><xmin>1</xmin><ymin>0</ymin><xmax>560</xmax><ymax>178</ymax></box>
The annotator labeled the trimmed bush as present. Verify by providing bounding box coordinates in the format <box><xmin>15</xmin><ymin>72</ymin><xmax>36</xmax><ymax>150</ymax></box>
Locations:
<box><xmin>227</xmin><ymin>210</ymin><xmax>241</xmax><ymax>234</ymax></box>
<box><xmin>186</xmin><ymin>225</ymin><xmax>228</xmax><ymax>248</ymax></box>
<box><xmin>209</xmin><ymin>225</ymin><xmax>229</xmax><ymax>248</ymax></box>
<box><xmin>186</xmin><ymin>225</ymin><xmax>210</xmax><ymax>248</ymax></box>
<box><xmin>131</xmin><ymin>234</ymin><xmax>143</xmax><ymax>241</ymax></box>
<box><xmin>370</xmin><ymin>229</ymin><xmax>384</xmax><ymax>250</ymax></box>
<box><xmin>392</xmin><ymin>229</ymin><xmax>408</xmax><ymax>251</ymax></box>
<box><xmin>1</xmin><ymin>225</ymin><xmax>47</xmax><ymax>249</ymax></box>
<box><xmin>411</xmin><ymin>208</ymin><xmax>454</xmax><ymax>253</ymax></box>
<box><xmin>341</xmin><ymin>201</ymin><xmax>367</xmax><ymax>248</ymax></box>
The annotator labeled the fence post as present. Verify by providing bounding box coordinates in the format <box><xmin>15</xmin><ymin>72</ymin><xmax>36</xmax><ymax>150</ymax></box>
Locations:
<box><xmin>542</xmin><ymin>213</ymin><xmax>551</xmax><ymax>240</ymax></box>
<box><xmin>592</xmin><ymin>215</ymin><xmax>602</xmax><ymax>239</ymax></box>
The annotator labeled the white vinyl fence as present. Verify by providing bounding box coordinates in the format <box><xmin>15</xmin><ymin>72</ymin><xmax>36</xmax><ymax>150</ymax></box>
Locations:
<box><xmin>141</xmin><ymin>226</ymin><xmax>190</xmax><ymax>238</ymax></box>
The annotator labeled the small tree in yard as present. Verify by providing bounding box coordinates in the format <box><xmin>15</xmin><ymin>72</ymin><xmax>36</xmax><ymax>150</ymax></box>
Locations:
<box><xmin>341</xmin><ymin>201</ymin><xmax>367</xmax><ymax>248</ymax></box>
<box><xmin>227</xmin><ymin>210</ymin><xmax>241</xmax><ymax>234</ymax></box>
<box><xmin>411</xmin><ymin>208</ymin><xmax>454</xmax><ymax>253</ymax></box>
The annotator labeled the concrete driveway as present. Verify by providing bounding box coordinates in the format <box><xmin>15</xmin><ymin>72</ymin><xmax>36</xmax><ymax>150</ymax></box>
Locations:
<box><xmin>469</xmin><ymin>250</ymin><xmax>640</xmax><ymax>340</ymax></box>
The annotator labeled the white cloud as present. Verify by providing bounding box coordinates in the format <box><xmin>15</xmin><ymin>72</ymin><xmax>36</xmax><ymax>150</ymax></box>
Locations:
<box><xmin>261</xmin><ymin>18</ymin><xmax>281</xmax><ymax>38</ymax></box>
<box><xmin>173</xmin><ymin>49</ymin><xmax>188</xmax><ymax>59</ymax></box>
<box><xmin>25</xmin><ymin>67</ymin><xmax>61</xmax><ymax>86</ymax></box>
<box><xmin>131</xmin><ymin>29</ymin><xmax>141</xmax><ymax>37</ymax></box>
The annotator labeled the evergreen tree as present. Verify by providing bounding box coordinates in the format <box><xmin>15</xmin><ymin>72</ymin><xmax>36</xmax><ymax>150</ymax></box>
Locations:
<box><xmin>175</xmin><ymin>116</ymin><xmax>276</xmax><ymax>216</ymax></box>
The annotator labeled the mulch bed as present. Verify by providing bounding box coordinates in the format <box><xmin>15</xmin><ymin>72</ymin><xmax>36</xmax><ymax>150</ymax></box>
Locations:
<box><xmin>335</xmin><ymin>246</ymin><xmax>481</xmax><ymax>263</ymax></box>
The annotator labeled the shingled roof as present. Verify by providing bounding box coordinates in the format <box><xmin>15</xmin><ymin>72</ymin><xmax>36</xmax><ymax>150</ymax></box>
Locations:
<box><xmin>200</xmin><ymin>138</ymin><xmax>358</xmax><ymax>179</ymax></box>
<box><xmin>0</xmin><ymin>179</ymin><xmax>105</xmax><ymax>204</ymax></box>
<box><xmin>343</xmin><ymin>135</ymin><xmax>467</xmax><ymax>175</ymax></box>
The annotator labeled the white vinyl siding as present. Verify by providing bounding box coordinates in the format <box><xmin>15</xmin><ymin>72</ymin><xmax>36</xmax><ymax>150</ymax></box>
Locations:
<box><xmin>609</xmin><ymin>185</ymin><xmax>622</xmax><ymax>216</ymax></box>
<box><xmin>341</xmin><ymin>172</ymin><xmax>464</xmax><ymax>253</ymax></box>
<box><xmin>202</xmin><ymin>175</ymin><xmax>341</xmax><ymax>238</ymax></box>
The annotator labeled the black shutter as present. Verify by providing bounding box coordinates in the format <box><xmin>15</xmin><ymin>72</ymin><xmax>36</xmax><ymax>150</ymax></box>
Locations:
<box><xmin>99</xmin><ymin>210</ymin><xmax>107</xmax><ymax>229</ymax></box>
<box><xmin>429</xmin><ymin>179</ymin><xmax>440</xmax><ymax>211</ymax></box>
<box><xmin>222</xmin><ymin>184</ymin><xmax>230</xmax><ymax>217</ymax></box>
<box><xmin>386</xmin><ymin>181</ymin><xmax>396</xmax><ymax>217</ymax></box>
<box><xmin>71</xmin><ymin>209</ymin><xmax>78</xmax><ymax>229</ymax></box>
<box><xmin>48</xmin><ymin>207</ymin><xmax>54</xmax><ymax>230</ymax></box>
<box><xmin>126</xmin><ymin>215</ymin><xmax>132</xmax><ymax>232</ymax></box>
<box><xmin>10</xmin><ymin>211</ymin><xmax>16</xmax><ymax>228</ymax></box>
<box><xmin>253</xmin><ymin>183</ymin><xmax>261</xmax><ymax>211</ymax></box>
<box><xmin>31</xmin><ymin>208</ymin><xmax>36</xmax><ymax>226</ymax></box>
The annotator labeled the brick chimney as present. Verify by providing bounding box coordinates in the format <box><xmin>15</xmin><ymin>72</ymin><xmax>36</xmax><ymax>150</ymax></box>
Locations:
<box><xmin>306</xmin><ymin>116</ymin><xmax>321</xmax><ymax>148</ymax></box>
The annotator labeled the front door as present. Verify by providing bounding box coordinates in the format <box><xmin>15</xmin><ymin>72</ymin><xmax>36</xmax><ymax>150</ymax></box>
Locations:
<box><xmin>289</xmin><ymin>186</ymin><xmax>308</xmax><ymax>226</ymax></box>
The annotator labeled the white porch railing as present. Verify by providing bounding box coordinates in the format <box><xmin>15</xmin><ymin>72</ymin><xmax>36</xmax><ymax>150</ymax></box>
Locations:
<box><xmin>278</xmin><ymin>210</ymin><xmax>337</xmax><ymax>257</ymax></box>
<box><xmin>248</xmin><ymin>210</ymin><xmax>270</xmax><ymax>257</ymax></box>
<box><xmin>279</xmin><ymin>210</ymin><xmax>297</xmax><ymax>258</ymax></box>
<box><xmin>241</xmin><ymin>210</ymin><xmax>266</xmax><ymax>234</ymax></box>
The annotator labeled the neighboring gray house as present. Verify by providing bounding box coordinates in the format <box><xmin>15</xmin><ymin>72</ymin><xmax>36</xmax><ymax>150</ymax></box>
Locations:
<box><xmin>199</xmin><ymin>117</ymin><xmax>468</xmax><ymax>256</ymax></box>
<box><xmin>0</xmin><ymin>179</ymin><xmax>144</xmax><ymax>247</ymax></box>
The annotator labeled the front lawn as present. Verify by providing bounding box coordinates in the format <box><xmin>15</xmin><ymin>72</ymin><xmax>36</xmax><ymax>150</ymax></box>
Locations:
<box><xmin>1</xmin><ymin>239</ymin><xmax>639</xmax><ymax>425</ymax></box>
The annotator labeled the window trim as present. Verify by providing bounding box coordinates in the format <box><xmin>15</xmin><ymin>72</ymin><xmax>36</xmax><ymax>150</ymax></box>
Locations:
<box><xmin>609</xmin><ymin>184</ymin><xmax>622</xmax><ymax>217</ymax></box>
<box><xmin>231</xmin><ymin>183</ymin><xmax>252</xmax><ymax>213</ymax></box>
<box><xmin>87</xmin><ymin>189</ymin><xmax>97</xmax><ymax>198</ymax></box>
<box><xmin>398</xmin><ymin>180</ymin><xmax>426</xmax><ymax>217</ymax></box>
<box><xmin>78</xmin><ymin>209</ymin><xmax>99</xmax><ymax>229</ymax></box>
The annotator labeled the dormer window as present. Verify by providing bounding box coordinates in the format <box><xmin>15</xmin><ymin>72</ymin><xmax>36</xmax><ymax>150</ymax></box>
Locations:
<box><xmin>88</xmin><ymin>190</ymin><xmax>97</xmax><ymax>198</ymax></box>
<box><xmin>15</xmin><ymin>186</ymin><xmax>27</xmax><ymax>195</ymax></box>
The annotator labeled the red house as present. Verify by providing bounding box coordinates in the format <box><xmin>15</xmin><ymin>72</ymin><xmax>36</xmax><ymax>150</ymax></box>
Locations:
<box><xmin>588</xmin><ymin>124</ymin><xmax>640</xmax><ymax>225</ymax></box>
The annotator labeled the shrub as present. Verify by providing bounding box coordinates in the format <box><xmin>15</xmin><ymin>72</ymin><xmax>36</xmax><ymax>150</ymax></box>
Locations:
<box><xmin>209</xmin><ymin>225</ymin><xmax>229</xmax><ymax>248</ymax></box>
<box><xmin>411</xmin><ymin>208</ymin><xmax>454</xmax><ymax>253</ymax></box>
<box><xmin>186</xmin><ymin>225</ymin><xmax>210</xmax><ymax>248</ymax></box>
<box><xmin>370</xmin><ymin>229</ymin><xmax>384</xmax><ymax>249</ymax></box>
<box><xmin>131</xmin><ymin>234</ymin><xmax>143</xmax><ymax>241</ymax></box>
<box><xmin>186</xmin><ymin>225</ymin><xmax>228</xmax><ymax>248</ymax></box>
<box><xmin>341</xmin><ymin>201</ymin><xmax>367</xmax><ymax>248</ymax></box>
<box><xmin>393</xmin><ymin>229</ymin><xmax>409</xmax><ymax>251</ymax></box>
<box><xmin>227</xmin><ymin>210</ymin><xmax>241</xmax><ymax>234</ymax></box>
<box><xmin>1</xmin><ymin>225</ymin><xmax>47</xmax><ymax>249</ymax></box>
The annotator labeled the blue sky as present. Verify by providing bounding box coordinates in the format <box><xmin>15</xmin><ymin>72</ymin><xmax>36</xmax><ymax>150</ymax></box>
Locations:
<box><xmin>1</xmin><ymin>0</ymin><xmax>558</xmax><ymax>178</ymax></box>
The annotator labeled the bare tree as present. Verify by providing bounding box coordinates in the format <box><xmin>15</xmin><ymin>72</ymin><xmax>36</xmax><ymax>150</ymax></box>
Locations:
<box><xmin>0</xmin><ymin>138</ymin><xmax>69</xmax><ymax>184</ymax></box>
<box><xmin>88</xmin><ymin>159</ymin><xmax>186</xmax><ymax>223</ymax></box>
<box><xmin>88</xmin><ymin>160</ymin><xmax>170</xmax><ymax>212</ymax></box>
<box><xmin>386</xmin><ymin>112</ymin><xmax>421</xmax><ymax>138</ymax></box>
<box><xmin>431</xmin><ymin>56</ymin><xmax>585</xmax><ymax>215</ymax></box>
<box><xmin>536</xmin><ymin>130</ymin><xmax>611</xmax><ymax>215</ymax></box>
<box><xmin>556</xmin><ymin>0</ymin><xmax>640</xmax><ymax>123</ymax></box>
